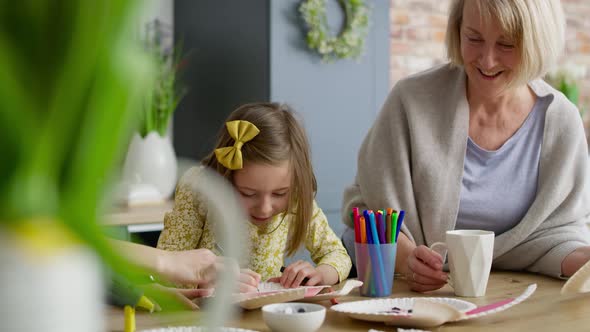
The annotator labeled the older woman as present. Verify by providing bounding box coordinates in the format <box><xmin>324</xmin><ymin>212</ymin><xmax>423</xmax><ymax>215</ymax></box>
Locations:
<box><xmin>342</xmin><ymin>0</ymin><xmax>590</xmax><ymax>292</ymax></box>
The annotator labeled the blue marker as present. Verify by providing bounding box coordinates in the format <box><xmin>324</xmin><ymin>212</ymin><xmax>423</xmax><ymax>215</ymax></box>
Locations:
<box><xmin>395</xmin><ymin>210</ymin><xmax>405</xmax><ymax>242</ymax></box>
<box><xmin>369</xmin><ymin>211</ymin><xmax>388</xmax><ymax>295</ymax></box>
<box><xmin>363</xmin><ymin>210</ymin><xmax>373</xmax><ymax>244</ymax></box>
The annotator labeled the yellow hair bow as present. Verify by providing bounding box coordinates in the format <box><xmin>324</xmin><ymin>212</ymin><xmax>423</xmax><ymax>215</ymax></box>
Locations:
<box><xmin>214</xmin><ymin>120</ymin><xmax>260</xmax><ymax>170</ymax></box>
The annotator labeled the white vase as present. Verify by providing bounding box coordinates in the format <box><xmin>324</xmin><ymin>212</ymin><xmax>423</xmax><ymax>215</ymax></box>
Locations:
<box><xmin>122</xmin><ymin>132</ymin><xmax>178</xmax><ymax>200</ymax></box>
<box><xmin>0</xmin><ymin>230</ymin><xmax>104</xmax><ymax>332</ymax></box>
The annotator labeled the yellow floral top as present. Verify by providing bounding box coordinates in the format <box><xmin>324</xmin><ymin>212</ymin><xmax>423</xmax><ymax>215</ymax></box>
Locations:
<box><xmin>157</xmin><ymin>167</ymin><xmax>352</xmax><ymax>282</ymax></box>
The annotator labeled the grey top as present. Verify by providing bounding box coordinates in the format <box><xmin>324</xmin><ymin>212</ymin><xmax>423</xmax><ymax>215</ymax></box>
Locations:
<box><xmin>342</xmin><ymin>64</ymin><xmax>590</xmax><ymax>278</ymax></box>
<box><xmin>455</xmin><ymin>96</ymin><xmax>550</xmax><ymax>235</ymax></box>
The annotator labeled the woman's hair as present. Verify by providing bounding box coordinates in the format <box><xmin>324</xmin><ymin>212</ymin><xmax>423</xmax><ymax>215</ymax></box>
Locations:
<box><xmin>445</xmin><ymin>0</ymin><xmax>565</xmax><ymax>86</ymax></box>
<box><xmin>202</xmin><ymin>102</ymin><xmax>317</xmax><ymax>256</ymax></box>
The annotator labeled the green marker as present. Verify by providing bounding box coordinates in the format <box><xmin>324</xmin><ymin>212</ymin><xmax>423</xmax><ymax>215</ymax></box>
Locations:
<box><xmin>391</xmin><ymin>211</ymin><xmax>398</xmax><ymax>243</ymax></box>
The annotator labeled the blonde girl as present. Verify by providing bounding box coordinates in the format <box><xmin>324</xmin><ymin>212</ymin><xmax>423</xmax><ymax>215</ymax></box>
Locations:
<box><xmin>157</xmin><ymin>102</ymin><xmax>351</xmax><ymax>291</ymax></box>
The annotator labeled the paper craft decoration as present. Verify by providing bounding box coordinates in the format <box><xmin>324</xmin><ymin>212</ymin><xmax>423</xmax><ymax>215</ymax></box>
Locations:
<box><xmin>331</xmin><ymin>284</ymin><xmax>536</xmax><ymax>328</ymax></box>
<box><xmin>233</xmin><ymin>280</ymin><xmax>362</xmax><ymax>310</ymax></box>
<box><xmin>256</xmin><ymin>282</ymin><xmax>327</xmax><ymax>297</ymax></box>
<box><xmin>561</xmin><ymin>259</ymin><xmax>590</xmax><ymax>295</ymax></box>
<box><xmin>234</xmin><ymin>287</ymin><xmax>306</xmax><ymax>310</ymax></box>
<box><xmin>331</xmin><ymin>297</ymin><xmax>475</xmax><ymax>323</ymax></box>
<box><xmin>369</xmin><ymin>329</ymin><xmax>430</xmax><ymax>332</ymax></box>
<box><xmin>139</xmin><ymin>327</ymin><xmax>257</xmax><ymax>332</ymax></box>
<box><xmin>299</xmin><ymin>280</ymin><xmax>363</xmax><ymax>302</ymax></box>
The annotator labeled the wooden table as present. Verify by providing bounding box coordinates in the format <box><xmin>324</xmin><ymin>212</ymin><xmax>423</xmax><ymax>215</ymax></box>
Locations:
<box><xmin>107</xmin><ymin>271</ymin><xmax>590</xmax><ymax>331</ymax></box>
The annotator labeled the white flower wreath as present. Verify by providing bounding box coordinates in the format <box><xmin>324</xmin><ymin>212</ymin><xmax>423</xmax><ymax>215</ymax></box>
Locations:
<box><xmin>299</xmin><ymin>0</ymin><xmax>370</xmax><ymax>61</ymax></box>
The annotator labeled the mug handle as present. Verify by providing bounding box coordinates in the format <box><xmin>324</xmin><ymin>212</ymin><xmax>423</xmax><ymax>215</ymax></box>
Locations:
<box><xmin>429</xmin><ymin>242</ymin><xmax>453</xmax><ymax>287</ymax></box>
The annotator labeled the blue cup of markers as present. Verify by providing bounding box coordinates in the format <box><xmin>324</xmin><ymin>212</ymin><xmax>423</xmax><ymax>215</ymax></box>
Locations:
<box><xmin>354</xmin><ymin>242</ymin><xmax>397</xmax><ymax>297</ymax></box>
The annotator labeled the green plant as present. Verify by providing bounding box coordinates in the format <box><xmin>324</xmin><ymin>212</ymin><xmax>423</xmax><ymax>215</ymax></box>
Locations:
<box><xmin>140</xmin><ymin>19</ymin><xmax>186</xmax><ymax>138</ymax></box>
<box><xmin>546</xmin><ymin>63</ymin><xmax>585</xmax><ymax>111</ymax></box>
<box><xmin>0</xmin><ymin>2</ymin><xmax>239</xmax><ymax>324</ymax></box>
<box><xmin>299</xmin><ymin>0</ymin><xmax>370</xmax><ymax>62</ymax></box>
<box><xmin>0</xmin><ymin>0</ymin><xmax>153</xmax><ymax>285</ymax></box>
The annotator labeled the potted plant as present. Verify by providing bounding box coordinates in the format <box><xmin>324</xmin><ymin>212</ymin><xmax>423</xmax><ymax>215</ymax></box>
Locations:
<box><xmin>0</xmin><ymin>0</ymin><xmax>154</xmax><ymax>330</ymax></box>
<box><xmin>0</xmin><ymin>1</ymin><xmax>243</xmax><ymax>330</ymax></box>
<box><xmin>120</xmin><ymin>19</ymin><xmax>186</xmax><ymax>203</ymax></box>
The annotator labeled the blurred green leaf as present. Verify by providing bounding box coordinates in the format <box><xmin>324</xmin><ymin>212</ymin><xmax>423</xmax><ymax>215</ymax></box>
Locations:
<box><xmin>559</xmin><ymin>79</ymin><xmax>579</xmax><ymax>107</ymax></box>
<box><xmin>0</xmin><ymin>0</ymin><xmax>175</xmax><ymax>307</ymax></box>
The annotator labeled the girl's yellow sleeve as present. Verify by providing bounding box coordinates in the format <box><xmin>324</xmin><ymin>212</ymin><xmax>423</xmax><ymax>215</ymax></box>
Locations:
<box><xmin>305</xmin><ymin>201</ymin><xmax>352</xmax><ymax>282</ymax></box>
<box><xmin>157</xmin><ymin>167</ymin><xmax>215</xmax><ymax>252</ymax></box>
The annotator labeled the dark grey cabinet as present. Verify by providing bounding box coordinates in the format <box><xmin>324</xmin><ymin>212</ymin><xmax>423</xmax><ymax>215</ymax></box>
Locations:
<box><xmin>174</xmin><ymin>0</ymin><xmax>390</xmax><ymax>236</ymax></box>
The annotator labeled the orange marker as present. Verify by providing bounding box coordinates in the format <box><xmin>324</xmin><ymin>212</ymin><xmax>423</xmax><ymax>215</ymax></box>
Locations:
<box><xmin>359</xmin><ymin>216</ymin><xmax>367</xmax><ymax>244</ymax></box>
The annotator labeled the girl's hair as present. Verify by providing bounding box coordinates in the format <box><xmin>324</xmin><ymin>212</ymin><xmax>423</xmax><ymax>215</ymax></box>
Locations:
<box><xmin>202</xmin><ymin>102</ymin><xmax>317</xmax><ymax>256</ymax></box>
<box><xmin>445</xmin><ymin>0</ymin><xmax>565</xmax><ymax>87</ymax></box>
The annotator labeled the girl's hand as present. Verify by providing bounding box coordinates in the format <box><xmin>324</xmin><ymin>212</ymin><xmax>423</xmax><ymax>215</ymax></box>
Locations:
<box><xmin>269</xmin><ymin>260</ymin><xmax>322</xmax><ymax>288</ymax></box>
<box><xmin>238</xmin><ymin>268</ymin><xmax>261</xmax><ymax>293</ymax></box>
<box><xmin>405</xmin><ymin>245</ymin><xmax>448</xmax><ymax>292</ymax></box>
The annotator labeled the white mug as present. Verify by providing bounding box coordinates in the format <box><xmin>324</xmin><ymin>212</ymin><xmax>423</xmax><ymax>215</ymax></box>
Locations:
<box><xmin>430</xmin><ymin>230</ymin><xmax>495</xmax><ymax>297</ymax></box>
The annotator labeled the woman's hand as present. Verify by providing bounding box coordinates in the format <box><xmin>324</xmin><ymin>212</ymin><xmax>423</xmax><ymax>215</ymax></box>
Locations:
<box><xmin>237</xmin><ymin>268</ymin><xmax>261</xmax><ymax>293</ymax></box>
<box><xmin>111</xmin><ymin>240</ymin><xmax>237</xmax><ymax>288</ymax></box>
<box><xmin>158</xmin><ymin>248</ymin><xmax>231</xmax><ymax>287</ymax></box>
<box><xmin>404</xmin><ymin>245</ymin><xmax>448</xmax><ymax>292</ymax></box>
<box><xmin>140</xmin><ymin>283</ymin><xmax>214</xmax><ymax>311</ymax></box>
<box><xmin>159</xmin><ymin>249</ymin><xmax>261</xmax><ymax>293</ymax></box>
<box><xmin>268</xmin><ymin>260</ymin><xmax>324</xmax><ymax>288</ymax></box>
<box><xmin>561</xmin><ymin>246</ymin><xmax>590</xmax><ymax>277</ymax></box>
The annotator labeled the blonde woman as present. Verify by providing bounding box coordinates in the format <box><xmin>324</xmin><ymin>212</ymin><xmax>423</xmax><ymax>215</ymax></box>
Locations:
<box><xmin>342</xmin><ymin>0</ymin><xmax>590</xmax><ymax>292</ymax></box>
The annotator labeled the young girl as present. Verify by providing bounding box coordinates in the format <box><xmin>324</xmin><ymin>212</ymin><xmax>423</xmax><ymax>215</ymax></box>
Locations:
<box><xmin>157</xmin><ymin>102</ymin><xmax>351</xmax><ymax>292</ymax></box>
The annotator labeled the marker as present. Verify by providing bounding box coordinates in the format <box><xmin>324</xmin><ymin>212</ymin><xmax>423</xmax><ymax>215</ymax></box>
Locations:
<box><xmin>368</xmin><ymin>211</ymin><xmax>388</xmax><ymax>294</ymax></box>
<box><xmin>395</xmin><ymin>210</ymin><xmax>405</xmax><ymax>242</ymax></box>
<box><xmin>376</xmin><ymin>210</ymin><xmax>386</xmax><ymax>244</ymax></box>
<box><xmin>368</xmin><ymin>211</ymin><xmax>380</xmax><ymax>246</ymax></box>
<box><xmin>352</xmin><ymin>207</ymin><xmax>360</xmax><ymax>243</ymax></box>
<box><xmin>386</xmin><ymin>214</ymin><xmax>392</xmax><ymax>244</ymax></box>
<box><xmin>386</xmin><ymin>208</ymin><xmax>393</xmax><ymax>244</ymax></box>
<box><xmin>359</xmin><ymin>216</ymin><xmax>367</xmax><ymax>243</ymax></box>
<box><xmin>391</xmin><ymin>211</ymin><xmax>398</xmax><ymax>243</ymax></box>
<box><xmin>363</xmin><ymin>210</ymin><xmax>373</xmax><ymax>244</ymax></box>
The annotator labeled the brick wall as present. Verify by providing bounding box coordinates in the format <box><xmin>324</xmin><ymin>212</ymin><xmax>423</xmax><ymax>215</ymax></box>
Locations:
<box><xmin>389</xmin><ymin>0</ymin><xmax>590</xmax><ymax>138</ymax></box>
<box><xmin>390</xmin><ymin>0</ymin><xmax>449</xmax><ymax>86</ymax></box>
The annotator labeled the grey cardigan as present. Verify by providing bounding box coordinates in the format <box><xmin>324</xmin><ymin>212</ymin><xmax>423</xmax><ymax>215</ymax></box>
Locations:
<box><xmin>342</xmin><ymin>64</ymin><xmax>590</xmax><ymax>278</ymax></box>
